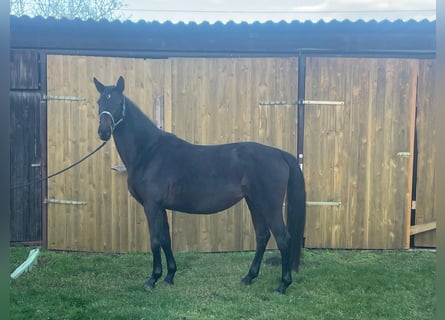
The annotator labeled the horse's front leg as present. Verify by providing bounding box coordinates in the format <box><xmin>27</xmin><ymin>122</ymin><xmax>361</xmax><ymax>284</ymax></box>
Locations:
<box><xmin>144</xmin><ymin>204</ymin><xmax>164</xmax><ymax>289</ymax></box>
<box><xmin>160</xmin><ymin>209</ymin><xmax>177</xmax><ymax>285</ymax></box>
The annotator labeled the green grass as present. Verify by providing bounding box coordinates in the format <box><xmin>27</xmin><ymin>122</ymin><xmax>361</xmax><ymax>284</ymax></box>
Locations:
<box><xmin>10</xmin><ymin>248</ymin><xmax>435</xmax><ymax>320</ymax></box>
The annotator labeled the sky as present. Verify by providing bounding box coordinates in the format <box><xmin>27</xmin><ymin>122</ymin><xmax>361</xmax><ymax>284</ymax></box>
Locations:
<box><xmin>116</xmin><ymin>0</ymin><xmax>436</xmax><ymax>23</ymax></box>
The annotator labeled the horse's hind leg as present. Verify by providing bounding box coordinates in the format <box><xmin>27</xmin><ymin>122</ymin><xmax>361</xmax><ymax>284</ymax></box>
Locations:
<box><xmin>241</xmin><ymin>199</ymin><xmax>271</xmax><ymax>285</ymax></box>
<box><xmin>268</xmin><ymin>217</ymin><xmax>292</xmax><ymax>293</ymax></box>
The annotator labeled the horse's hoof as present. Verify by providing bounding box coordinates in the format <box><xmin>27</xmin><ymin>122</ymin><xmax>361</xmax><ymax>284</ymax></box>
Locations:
<box><xmin>241</xmin><ymin>276</ymin><xmax>253</xmax><ymax>285</ymax></box>
<box><xmin>274</xmin><ymin>284</ymin><xmax>288</xmax><ymax>294</ymax></box>
<box><xmin>144</xmin><ymin>278</ymin><xmax>157</xmax><ymax>289</ymax></box>
<box><xmin>163</xmin><ymin>278</ymin><xmax>174</xmax><ymax>285</ymax></box>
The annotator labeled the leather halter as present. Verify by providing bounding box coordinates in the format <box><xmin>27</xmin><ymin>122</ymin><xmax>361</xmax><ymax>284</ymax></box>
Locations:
<box><xmin>99</xmin><ymin>98</ymin><xmax>126</xmax><ymax>132</ymax></box>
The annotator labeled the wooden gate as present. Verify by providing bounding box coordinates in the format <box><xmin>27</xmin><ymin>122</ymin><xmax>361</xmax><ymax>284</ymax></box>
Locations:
<box><xmin>303</xmin><ymin>57</ymin><xmax>418</xmax><ymax>249</ymax></box>
<box><xmin>46</xmin><ymin>55</ymin><xmax>297</xmax><ymax>252</ymax></box>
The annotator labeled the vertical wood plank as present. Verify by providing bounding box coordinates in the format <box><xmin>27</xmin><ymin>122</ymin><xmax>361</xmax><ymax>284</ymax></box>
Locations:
<box><xmin>414</xmin><ymin>59</ymin><xmax>436</xmax><ymax>247</ymax></box>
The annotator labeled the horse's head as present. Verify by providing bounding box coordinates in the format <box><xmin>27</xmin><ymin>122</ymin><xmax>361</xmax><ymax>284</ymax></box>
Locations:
<box><xmin>93</xmin><ymin>76</ymin><xmax>126</xmax><ymax>141</ymax></box>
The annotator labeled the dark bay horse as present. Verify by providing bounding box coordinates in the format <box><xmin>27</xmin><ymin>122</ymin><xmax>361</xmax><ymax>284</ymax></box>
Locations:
<box><xmin>94</xmin><ymin>76</ymin><xmax>306</xmax><ymax>293</ymax></box>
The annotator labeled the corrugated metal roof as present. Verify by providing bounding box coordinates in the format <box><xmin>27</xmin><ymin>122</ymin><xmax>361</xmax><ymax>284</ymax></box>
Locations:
<box><xmin>10</xmin><ymin>15</ymin><xmax>435</xmax><ymax>57</ymax></box>
<box><xmin>10</xmin><ymin>14</ymin><xmax>435</xmax><ymax>27</ymax></box>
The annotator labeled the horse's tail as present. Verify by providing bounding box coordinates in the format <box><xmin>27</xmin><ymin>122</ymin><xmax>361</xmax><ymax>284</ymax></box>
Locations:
<box><xmin>282</xmin><ymin>151</ymin><xmax>306</xmax><ymax>271</ymax></box>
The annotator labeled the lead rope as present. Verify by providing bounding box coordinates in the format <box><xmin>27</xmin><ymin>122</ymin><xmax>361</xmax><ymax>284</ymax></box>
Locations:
<box><xmin>10</xmin><ymin>141</ymin><xmax>108</xmax><ymax>190</ymax></box>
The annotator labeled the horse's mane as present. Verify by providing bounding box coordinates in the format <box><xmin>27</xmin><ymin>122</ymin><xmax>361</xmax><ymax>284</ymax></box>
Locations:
<box><xmin>123</xmin><ymin>96</ymin><xmax>165</xmax><ymax>134</ymax></box>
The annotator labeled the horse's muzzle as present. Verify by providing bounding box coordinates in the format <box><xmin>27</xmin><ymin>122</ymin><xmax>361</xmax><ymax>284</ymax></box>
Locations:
<box><xmin>98</xmin><ymin>113</ymin><xmax>114</xmax><ymax>141</ymax></box>
<box><xmin>98</xmin><ymin>126</ymin><xmax>112</xmax><ymax>141</ymax></box>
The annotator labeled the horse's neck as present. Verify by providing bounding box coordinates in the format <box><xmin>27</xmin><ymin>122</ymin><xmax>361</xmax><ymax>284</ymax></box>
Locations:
<box><xmin>112</xmin><ymin>101</ymin><xmax>162</xmax><ymax>170</ymax></box>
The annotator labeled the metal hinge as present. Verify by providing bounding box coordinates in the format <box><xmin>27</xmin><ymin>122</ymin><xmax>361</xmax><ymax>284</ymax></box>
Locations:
<box><xmin>153</xmin><ymin>94</ymin><xmax>165</xmax><ymax>130</ymax></box>
<box><xmin>397</xmin><ymin>152</ymin><xmax>411</xmax><ymax>158</ymax></box>
<box><xmin>259</xmin><ymin>99</ymin><xmax>344</xmax><ymax>106</ymax></box>
<box><xmin>42</xmin><ymin>95</ymin><xmax>86</xmax><ymax>101</ymax></box>
<box><xmin>283</xmin><ymin>201</ymin><xmax>341</xmax><ymax>207</ymax></box>
<box><xmin>306</xmin><ymin>201</ymin><xmax>342</xmax><ymax>206</ymax></box>
<box><xmin>300</xmin><ymin>100</ymin><xmax>344</xmax><ymax>106</ymax></box>
<box><xmin>45</xmin><ymin>199</ymin><xmax>87</xmax><ymax>205</ymax></box>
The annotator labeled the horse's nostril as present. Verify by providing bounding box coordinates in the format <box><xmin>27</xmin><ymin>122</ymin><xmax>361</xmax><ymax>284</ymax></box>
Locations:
<box><xmin>98</xmin><ymin>127</ymin><xmax>112</xmax><ymax>141</ymax></box>
<box><xmin>99</xmin><ymin>133</ymin><xmax>110</xmax><ymax>142</ymax></box>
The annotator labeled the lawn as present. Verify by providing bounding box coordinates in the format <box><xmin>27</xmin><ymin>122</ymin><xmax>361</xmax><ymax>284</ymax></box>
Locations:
<box><xmin>10</xmin><ymin>247</ymin><xmax>435</xmax><ymax>320</ymax></box>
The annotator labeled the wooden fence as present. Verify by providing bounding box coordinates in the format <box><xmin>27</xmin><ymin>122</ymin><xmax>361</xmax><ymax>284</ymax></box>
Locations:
<box><xmin>45</xmin><ymin>54</ymin><xmax>435</xmax><ymax>253</ymax></box>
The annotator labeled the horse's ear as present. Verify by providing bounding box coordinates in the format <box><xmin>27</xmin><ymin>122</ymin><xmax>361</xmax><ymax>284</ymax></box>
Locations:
<box><xmin>116</xmin><ymin>76</ymin><xmax>125</xmax><ymax>93</ymax></box>
<box><xmin>93</xmin><ymin>77</ymin><xmax>104</xmax><ymax>93</ymax></box>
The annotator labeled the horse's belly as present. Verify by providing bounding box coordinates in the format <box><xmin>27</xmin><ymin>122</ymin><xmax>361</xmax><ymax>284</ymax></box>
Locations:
<box><xmin>166</xmin><ymin>184</ymin><xmax>244</xmax><ymax>214</ymax></box>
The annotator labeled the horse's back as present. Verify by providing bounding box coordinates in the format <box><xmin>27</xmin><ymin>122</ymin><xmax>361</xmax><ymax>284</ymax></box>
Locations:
<box><xmin>161</xmin><ymin>137</ymin><xmax>289</xmax><ymax>176</ymax></box>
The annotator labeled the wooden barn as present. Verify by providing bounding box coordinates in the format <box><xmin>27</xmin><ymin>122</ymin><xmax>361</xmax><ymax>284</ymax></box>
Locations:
<box><xmin>10</xmin><ymin>16</ymin><xmax>436</xmax><ymax>253</ymax></box>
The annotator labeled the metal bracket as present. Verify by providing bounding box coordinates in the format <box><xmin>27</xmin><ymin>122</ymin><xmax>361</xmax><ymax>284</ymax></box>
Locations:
<box><xmin>42</xmin><ymin>95</ymin><xmax>86</xmax><ymax>101</ymax></box>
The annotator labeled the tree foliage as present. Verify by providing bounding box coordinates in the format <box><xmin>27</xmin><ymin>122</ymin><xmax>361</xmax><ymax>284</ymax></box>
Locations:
<box><xmin>11</xmin><ymin>0</ymin><xmax>127</xmax><ymax>20</ymax></box>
